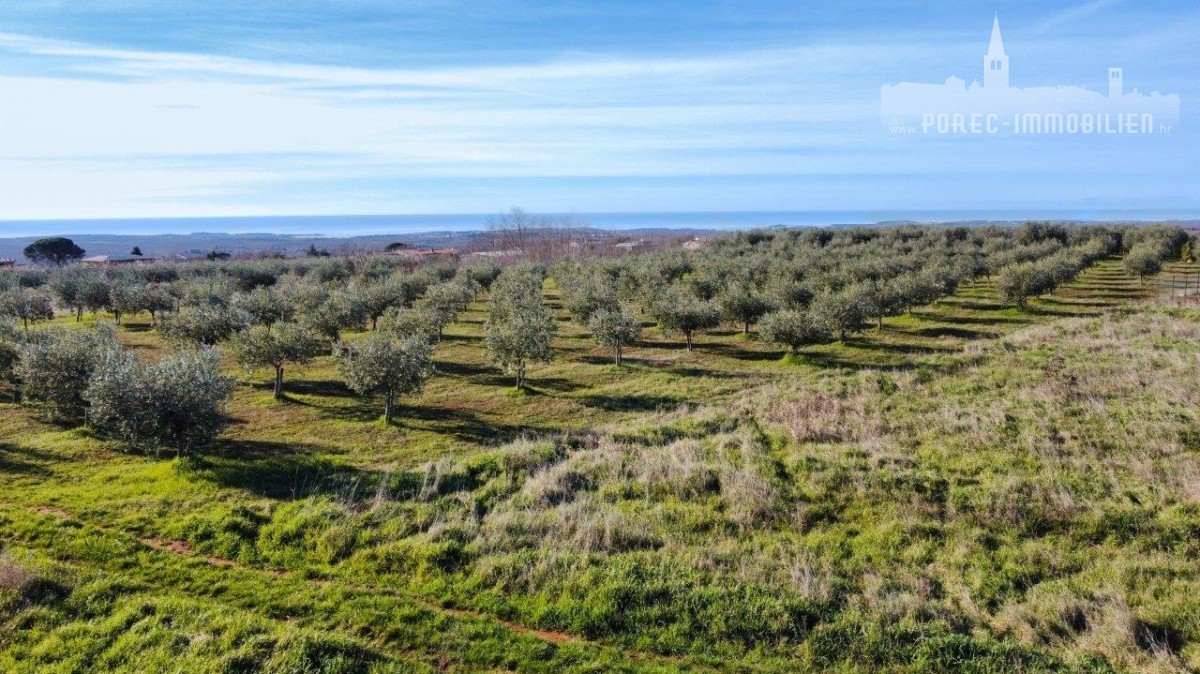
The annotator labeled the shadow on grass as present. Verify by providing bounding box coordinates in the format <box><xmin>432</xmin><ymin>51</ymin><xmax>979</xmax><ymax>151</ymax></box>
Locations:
<box><xmin>193</xmin><ymin>440</ymin><xmax>360</xmax><ymax>500</ymax></box>
<box><xmin>908</xmin><ymin>311</ymin><xmax>1031</xmax><ymax>326</ymax></box>
<box><xmin>249</xmin><ymin>379</ymin><xmax>357</xmax><ymax>398</ymax></box>
<box><xmin>906</xmin><ymin>325</ymin><xmax>999</xmax><ymax>340</ymax></box>
<box><xmin>576</xmin><ymin>394</ymin><xmax>683</xmax><ymax>412</ymax></box>
<box><xmin>0</xmin><ymin>442</ymin><xmax>56</xmax><ymax>477</ymax></box>
<box><xmin>392</xmin><ymin>404</ymin><xmax>555</xmax><ymax>445</ymax></box>
<box><xmin>120</xmin><ymin>323</ymin><xmax>155</xmax><ymax>333</ymax></box>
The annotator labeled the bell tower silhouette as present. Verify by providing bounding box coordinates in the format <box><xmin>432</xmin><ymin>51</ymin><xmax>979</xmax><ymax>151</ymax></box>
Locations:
<box><xmin>983</xmin><ymin>14</ymin><xmax>1009</xmax><ymax>89</ymax></box>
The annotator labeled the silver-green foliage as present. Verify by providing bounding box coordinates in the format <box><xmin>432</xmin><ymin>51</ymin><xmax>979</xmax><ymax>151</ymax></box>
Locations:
<box><xmin>158</xmin><ymin>304</ymin><xmax>250</xmax><ymax>346</ymax></box>
<box><xmin>588</xmin><ymin>308</ymin><xmax>642</xmax><ymax>365</ymax></box>
<box><xmin>86</xmin><ymin>347</ymin><xmax>233</xmax><ymax>455</ymax></box>
<box><xmin>337</xmin><ymin>332</ymin><xmax>434</xmax><ymax>423</ymax></box>
<box><xmin>652</xmin><ymin>292</ymin><xmax>719</xmax><ymax>351</ymax></box>
<box><xmin>0</xmin><ymin>288</ymin><xmax>54</xmax><ymax>330</ymax></box>
<box><xmin>485</xmin><ymin>269</ymin><xmax>555</xmax><ymax>388</ymax></box>
<box><xmin>0</xmin><ymin>318</ymin><xmax>23</xmax><ymax>400</ymax></box>
<box><xmin>230</xmin><ymin>323</ymin><xmax>324</xmax><ymax>399</ymax></box>
<box><xmin>758</xmin><ymin>309</ymin><xmax>831</xmax><ymax>353</ymax></box>
<box><xmin>17</xmin><ymin>324</ymin><xmax>122</xmax><ymax>420</ymax></box>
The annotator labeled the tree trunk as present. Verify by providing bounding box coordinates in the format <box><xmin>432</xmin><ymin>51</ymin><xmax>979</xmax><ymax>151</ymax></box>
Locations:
<box><xmin>614</xmin><ymin>343</ymin><xmax>622</xmax><ymax>366</ymax></box>
<box><xmin>685</xmin><ymin>331</ymin><xmax>693</xmax><ymax>351</ymax></box>
<box><xmin>516</xmin><ymin>361</ymin><xmax>526</xmax><ymax>389</ymax></box>
<box><xmin>274</xmin><ymin>366</ymin><xmax>284</xmax><ymax>399</ymax></box>
<box><xmin>76</xmin><ymin>306</ymin><xmax>83</xmax><ymax>322</ymax></box>
<box><xmin>385</xmin><ymin>392</ymin><xmax>395</xmax><ymax>424</ymax></box>
<box><xmin>744</xmin><ymin>322</ymin><xmax>750</xmax><ymax>335</ymax></box>
<box><xmin>371</xmin><ymin>316</ymin><xmax>378</xmax><ymax>330</ymax></box>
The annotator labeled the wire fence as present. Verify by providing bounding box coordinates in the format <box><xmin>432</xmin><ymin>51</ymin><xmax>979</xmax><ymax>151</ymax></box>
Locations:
<box><xmin>1159</xmin><ymin>271</ymin><xmax>1200</xmax><ymax>302</ymax></box>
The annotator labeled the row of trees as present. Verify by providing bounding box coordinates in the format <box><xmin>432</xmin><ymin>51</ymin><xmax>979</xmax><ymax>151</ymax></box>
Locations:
<box><xmin>0</xmin><ymin>322</ymin><xmax>231</xmax><ymax>455</ymax></box>
<box><xmin>1</xmin><ymin>223</ymin><xmax>1191</xmax><ymax>440</ymax></box>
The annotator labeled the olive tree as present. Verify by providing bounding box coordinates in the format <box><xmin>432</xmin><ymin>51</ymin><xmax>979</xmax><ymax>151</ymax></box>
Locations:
<box><xmin>560</xmin><ymin>273</ymin><xmax>618</xmax><ymax>325</ymax></box>
<box><xmin>418</xmin><ymin>281</ymin><xmax>475</xmax><ymax>339</ymax></box>
<box><xmin>337</xmin><ymin>333</ymin><xmax>434</xmax><ymax>424</ymax></box>
<box><xmin>50</xmin><ymin>274</ymin><xmax>84</xmax><ymax>322</ymax></box>
<box><xmin>996</xmin><ymin>262</ymin><xmax>1045</xmax><ymax>309</ymax></box>
<box><xmin>139</xmin><ymin>285</ymin><xmax>176</xmax><ymax>326</ymax></box>
<box><xmin>158</xmin><ymin>305</ymin><xmax>250</xmax><ymax>346</ymax></box>
<box><xmin>1123</xmin><ymin>245</ymin><xmax>1163</xmax><ymax>282</ymax></box>
<box><xmin>354</xmin><ymin>277</ymin><xmax>416</xmax><ymax>330</ymax></box>
<box><xmin>230</xmin><ymin>323</ymin><xmax>324</xmax><ymax>399</ymax></box>
<box><xmin>79</xmin><ymin>275</ymin><xmax>111</xmax><ymax>319</ymax></box>
<box><xmin>0</xmin><ymin>318</ymin><xmax>23</xmax><ymax>401</ymax></box>
<box><xmin>810</xmin><ymin>285</ymin><xmax>870</xmax><ymax>342</ymax></box>
<box><xmin>380</xmin><ymin>305</ymin><xmax>443</xmax><ymax>341</ymax></box>
<box><xmin>302</xmin><ymin>292</ymin><xmax>366</xmax><ymax>346</ymax></box>
<box><xmin>588</xmin><ymin>308</ymin><xmax>642</xmax><ymax>365</ymax></box>
<box><xmin>106</xmin><ymin>280</ymin><xmax>144</xmax><ymax>325</ymax></box>
<box><xmin>234</xmin><ymin>286</ymin><xmax>293</xmax><ymax>330</ymax></box>
<box><xmin>759</xmin><ymin>309</ymin><xmax>831</xmax><ymax>353</ymax></box>
<box><xmin>17</xmin><ymin>325</ymin><xmax>122</xmax><ymax>420</ymax></box>
<box><xmin>718</xmin><ymin>284</ymin><xmax>774</xmax><ymax>335</ymax></box>
<box><xmin>485</xmin><ymin>270</ymin><xmax>556</xmax><ymax>388</ymax></box>
<box><xmin>0</xmin><ymin>288</ymin><xmax>54</xmax><ymax>331</ymax></box>
<box><xmin>653</xmin><ymin>292</ymin><xmax>719</xmax><ymax>351</ymax></box>
<box><xmin>86</xmin><ymin>348</ymin><xmax>233</xmax><ymax>455</ymax></box>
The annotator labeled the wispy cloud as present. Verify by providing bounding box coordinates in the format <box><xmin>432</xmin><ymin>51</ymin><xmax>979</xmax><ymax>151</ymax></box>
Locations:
<box><xmin>1026</xmin><ymin>0</ymin><xmax>1129</xmax><ymax>35</ymax></box>
<box><xmin>0</xmin><ymin>0</ymin><xmax>1194</xmax><ymax>221</ymax></box>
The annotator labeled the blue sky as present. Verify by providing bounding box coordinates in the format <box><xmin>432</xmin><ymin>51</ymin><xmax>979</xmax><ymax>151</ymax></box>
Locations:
<box><xmin>0</xmin><ymin>0</ymin><xmax>1196</xmax><ymax>220</ymax></box>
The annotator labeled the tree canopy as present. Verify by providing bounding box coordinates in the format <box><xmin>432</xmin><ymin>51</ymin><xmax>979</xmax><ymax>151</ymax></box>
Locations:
<box><xmin>23</xmin><ymin>237</ymin><xmax>85</xmax><ymax>266</ymax></box>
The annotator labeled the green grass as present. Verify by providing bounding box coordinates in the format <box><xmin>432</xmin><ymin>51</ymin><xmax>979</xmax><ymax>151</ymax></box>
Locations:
<box><xmin>2</xmin><ymin>256</ymin><xmax>1198</xmax><ymax>672</ymax></box>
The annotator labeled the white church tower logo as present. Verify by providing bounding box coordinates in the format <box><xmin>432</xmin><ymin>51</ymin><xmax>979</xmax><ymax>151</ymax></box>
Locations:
<box><xmin>984</xmin><ymin>14</ymin><xmax>1008</xmax><ymax>90</ymax></box>
<box><xmin>881</xmin><ymin>15</ymin><xmax>1180</xmax><ymax>135</ymax></box>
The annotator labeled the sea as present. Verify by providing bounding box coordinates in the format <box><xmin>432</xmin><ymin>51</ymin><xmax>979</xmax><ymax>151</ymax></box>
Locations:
<box><xmin>0</xmin><ymin>209</ymin><xmax>1197</xmax><ymax>238</ymax></box>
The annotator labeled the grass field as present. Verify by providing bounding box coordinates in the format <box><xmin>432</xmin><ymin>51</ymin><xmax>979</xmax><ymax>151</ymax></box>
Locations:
<box><xmin>3</xmin><ymin>257</ymin><xmax>1199</xmax><ymax>672</ymax></box>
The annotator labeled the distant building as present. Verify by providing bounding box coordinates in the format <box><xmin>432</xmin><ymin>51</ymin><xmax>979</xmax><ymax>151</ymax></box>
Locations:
<box><xmin>682</xmin><ymin>237</ymin><xmax>710</xmax><ymax>251</ymax></box>
<box><xmin>387</xmin><ymin>247</ymin><xmax>459</xmax><ymax>262</ymax></box>
<box><xmin>0</xmin><ymin>258</ymin><xmax>15</xmax><ymax>268</ymax></box>
<box><xmin>470</xmin><ymin>249</ymin><xmax>523</xmax><ymax>259</ymax></box>
<box><xmin>81</xmin><ymin>254</ymin><xmax>156</xmax><ymax>266</ymax></box>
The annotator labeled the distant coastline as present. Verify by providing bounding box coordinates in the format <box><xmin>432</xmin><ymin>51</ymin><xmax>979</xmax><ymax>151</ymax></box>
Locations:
<box><xmin>2</xmin><ymin>209</ymin><xmax>1199</xmax><ymax>239</ymax></box>
<box><xmin>2</xmin><ymin>211</ymin><xmax>1198</xmax><ymax>260</ymax></box>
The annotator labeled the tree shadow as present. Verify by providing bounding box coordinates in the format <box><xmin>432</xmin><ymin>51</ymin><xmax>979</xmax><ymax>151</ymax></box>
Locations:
<box><xmin>666</xmin><ymin>366</ymin><xmax>743</xmax><ymax>379</ymax></box>
<box><xmin>193</xmin><ymin>440</ymin><xmax>363</xmax><ymax>500</ymax></box>
<box><xmin>936</xmin><ymin>299</ymin><xmax>1009</xmax><ymax>311</ymax></box>
<box><xmin>793</xmin><ymin>350</ymin><xmax>923</xmax><ymax>372</ymax></box>
<box><xmin>522</xmin><ymin>376</ymin><xmax>585</xmax><ymax>394</ymax></box>
<box><xmin>249</xmin><ymin>378</ymin><xmax>357</xmax><ymax>398</ymax></box>
<box><xmin>120</xmin><ymin>323</ymin><xmax>155</xmax><ymax>333</ymax></box>
<box><xmin>392</xmin><ymin>404</ymin><xmax>555</xmax><ymax>445</ymax></box>
<box><xmin>0</xmin><ymin>442</ymin><xmax>55</xmax><ymax>477</ymax></box>
<box><xmin>907</xmin><ymin>325</ymin><xmax>998</xmax><ymax>340</ymax></box>
<box><xmin>576</xmin><ymin>394</ymin><xmax>683</xmax><ymax>412</ymax></box>
<box><xmin>908</xmin><ymin>311</ymin><xmax>1030</xmax><ymax>326</ymax></box>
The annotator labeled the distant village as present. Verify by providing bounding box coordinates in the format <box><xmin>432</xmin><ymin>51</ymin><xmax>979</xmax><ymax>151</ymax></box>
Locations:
<box><xmin>0</xmin><ymin>226</ymin><xmax>712</xmax><ymax>267</ymax></box>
